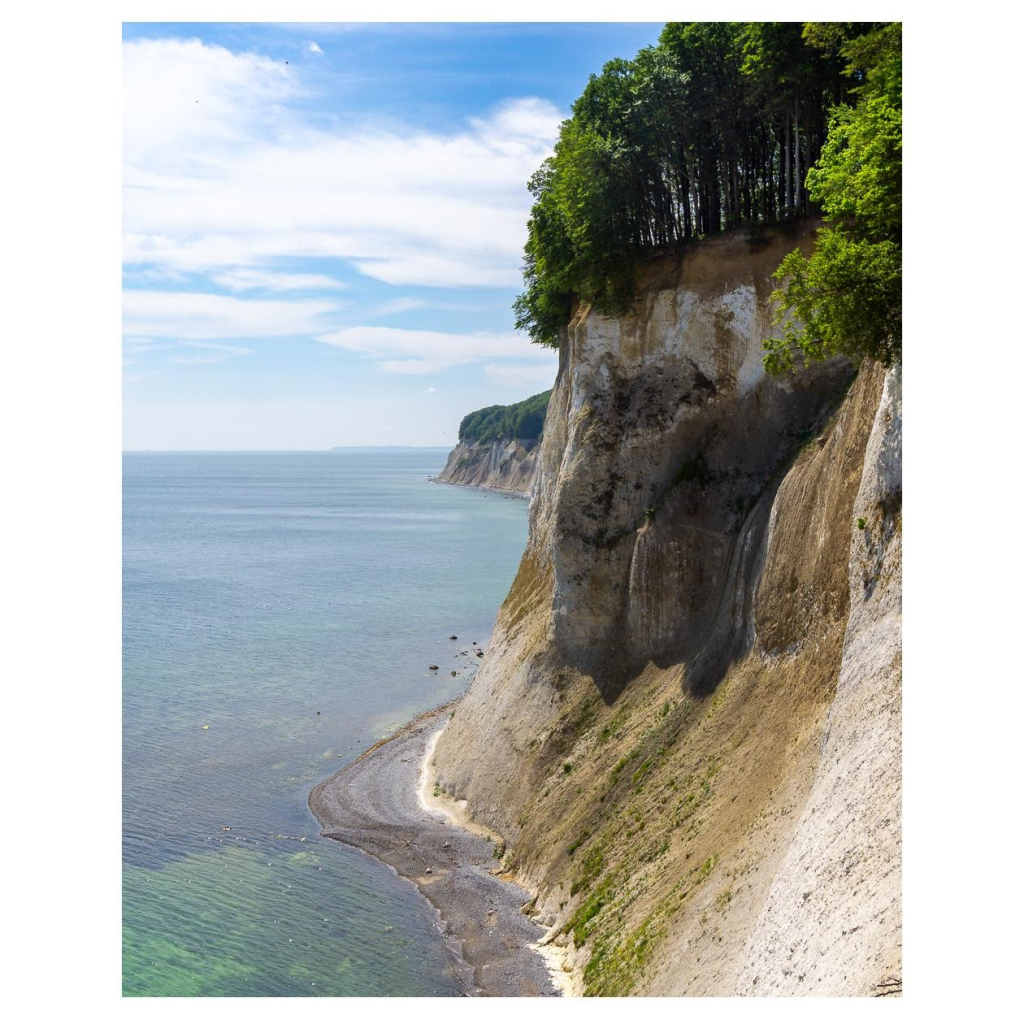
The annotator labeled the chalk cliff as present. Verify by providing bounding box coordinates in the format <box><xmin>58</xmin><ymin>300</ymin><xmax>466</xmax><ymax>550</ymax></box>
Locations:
<box><xmin>428</xmin><ymin>224</ymin><xmax>902</xmax><ymax>996</ymax></box>
<box><xmin>435</xmin><ymin>438</ymin><xmax>540</xmax><ymax>497</ymax></box>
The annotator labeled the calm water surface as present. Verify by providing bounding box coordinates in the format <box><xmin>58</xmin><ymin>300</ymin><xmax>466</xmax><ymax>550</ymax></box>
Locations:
<box><xmin>123</xmin><ymin>450</ymin><xmax>529</xmax><ymax>996</ymax></box>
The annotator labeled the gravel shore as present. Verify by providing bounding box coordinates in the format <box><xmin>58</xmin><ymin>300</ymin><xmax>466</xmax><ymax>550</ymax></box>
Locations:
<box><xmin>309</xmin><ymin>703</ymin><xmax>562</xmax><ymax>997</ymax></box>
<box><xmin>427</xmin><ymin>476</ymin><xmax>531</xmax><ymax>500</ymax></box>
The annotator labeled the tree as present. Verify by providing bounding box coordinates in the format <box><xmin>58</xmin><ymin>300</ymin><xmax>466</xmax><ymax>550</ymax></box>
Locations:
<box><xmin>764</xmin><ymin>23</ymin><xmax>901</xmax><ymax>372</ymax></box>
<box><xmin>459</xmin><ymin>392</ymin><xmax>552</xmax><ymax>444</ymax></box>
<box><xmin>511</xmin><ymin>21</ymin><xmax>901</xmax><ymax>360</ymax></box>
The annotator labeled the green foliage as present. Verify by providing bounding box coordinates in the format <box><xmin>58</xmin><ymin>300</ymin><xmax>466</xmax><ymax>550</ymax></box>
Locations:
<box><xmin>631</xmin><ymin>759</ymin><xmax>653</xmax><ymax>791</ymax></box>
<box><xmin>457</xmin><ymin>390</ymin><xmax>551</xmax><ymax>444</ymax></box>
<box><xmin>568</xmin><ymin>876</ymin><xmax>617</xmax><ymax>946</ymax></box>
<box><xmin>514</xmin><ymin>22</ymin><xmax>889</xmax><ymax>346</ymax></box>
<box><xmin>599</xmin><ymin>701</ymin><xmax>634</xmax><ymax>744</ymax></box>
<box><xmin>857</xmin><ymin>517</ymin><xmax>868</xmax><ymax>530</ymax></box>
<box><xmin>765</xmin><ymin>23</ymin><xmax>901</xmax><ymax>372</ymax></box>
<box><xmin>571</xmin><ymin>845</ymin><xmax>606</xmax><ymax>897</ymax></box>
<box><xmin>512</xmin><ymin>20</ymin><xmax>901</xmax><ymax>371</ymax></box>
<box><xmin>582</xmin><ymin>916</ymin><xmax>660</xmax><ymax>996</ymax></box>
<box><xmin>695</xmin><ymin>854</ymin><xmax>718</xmax><ymax>882</ymax></box>
<box><xmin>765</xmin><ymin>232</ymin><xmax>901</xmax><ymax>372</ymax></box>
<box><xmin>568</xmin><ymin>829</ymin><xmax>591</xmax><ymax>856</ymax></box>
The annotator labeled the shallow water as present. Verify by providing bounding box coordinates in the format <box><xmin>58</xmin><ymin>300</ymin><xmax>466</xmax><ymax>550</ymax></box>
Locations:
<box><xmin>122</xmin><ymin>450</ymin><xmax>529</xmax><ymax>996</ymax></box>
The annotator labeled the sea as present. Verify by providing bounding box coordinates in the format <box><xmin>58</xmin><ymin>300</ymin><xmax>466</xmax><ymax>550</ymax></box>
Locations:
<box><xmin>122</xmin><ymin>450</ymin><xmax>530</xmax><ymax>996</ymax></box>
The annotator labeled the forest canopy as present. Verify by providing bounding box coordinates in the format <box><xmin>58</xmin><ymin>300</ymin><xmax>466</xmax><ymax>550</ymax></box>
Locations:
<box><xmin>458</xmin><ymin>390</ymin><xmax>551</xmax><ymax>445</ymax></box>
<box><xmin>513</xmin><ymin>22</ymin><xmax>902</xmax><ymax>372</ymax></box>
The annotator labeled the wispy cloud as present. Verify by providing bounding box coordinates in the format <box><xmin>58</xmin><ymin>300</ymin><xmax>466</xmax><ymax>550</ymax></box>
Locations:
<box><xmin>316</xmin><ymin>325</ymin><xmax>558</xmax><ymax>375</ymax></box>
<box><xmin>360</xmin><ymin>297</ymin><xmax>427</xmax><ymax>319</ymax></box>
<box><xmin>306</xmin><ymin>41</ymin><xmax>323</xmax><ymax>55</ymax></box>
<box><xmin>122</xmin><ymin>38</ymin><xmax>561</xmax><ymax>289</ymax></box>
<box><xmin>210</xmin><ymin>269</ymin><xmax>345</xmax><ymax>293</ymax></box>
<box><xmin>123</xmin><ymin>291</ymin><xmax>340</xmax><ymax>339</ymax></box>
<box><xmin>123</xmin><ymin>369</ymin><xmax>162</xmax><ymax>386</ymax></box>
<box><xmin>123</xmin><ymin>337</ymin><xmax>172</xmax><ymax>354</ymax></box>
<box><xmin>171</xmin><ymin>341</ymin><xmax>255</xmax><ymax>364</ymax></box>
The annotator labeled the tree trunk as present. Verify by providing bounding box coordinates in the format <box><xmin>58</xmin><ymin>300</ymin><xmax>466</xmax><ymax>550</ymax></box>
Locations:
<box><xmin>732</xmin><ymin>155</ymin><xmax>740</xmax><ymax>228</ymax></box>
<box><xmin>683</xmin><ymin>171</ymin><xmax>692</xmax><ymax>239</ymax></box>
<box><xmin>784</xmin><ymin>117</ymin><xmax>792</xmax><ymax>216</ymax></box>
<box><xmin>794</xmin><ymin>98</ymin><xmax>801</xmax><ymax>216</ymax></box>
<box><xmin>684</xmin><ymin>147</ymin><xmax>701</xmax><ymax>236</ymax></box>
<box><xmin>804</xmin><ymin>104</ymin><xmax>813</xmax><ymax>206</ymax></box>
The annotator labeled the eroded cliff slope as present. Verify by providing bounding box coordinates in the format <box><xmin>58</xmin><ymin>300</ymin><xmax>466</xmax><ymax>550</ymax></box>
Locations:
<box><xmin>429</xmin><ymin>225</ymin><xmax>902</xmax><ymax>996</ymax></box>
<box><xmin>435</xmin><ymin>438</ymin><xmax>539</xmax><ymax>496</ymax></box>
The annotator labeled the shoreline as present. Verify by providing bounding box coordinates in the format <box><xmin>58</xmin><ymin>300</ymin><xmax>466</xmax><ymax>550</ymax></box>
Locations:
<box><xmin>309</xmin><ymin>701</ymin><xmax>573</xmax><ymax>997</ymax></box>
<box><xmin>427</xmin><ymin>476</ymin><xmax>531</xmax><ymax>500</ymax></box>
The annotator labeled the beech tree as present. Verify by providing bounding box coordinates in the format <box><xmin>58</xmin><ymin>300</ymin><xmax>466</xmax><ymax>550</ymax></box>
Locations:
<box><xmin>513</xmin><ymin>20</ymin><xmax>900</xmax><ymax>370</ymax></box>
<box><xmin>765</xmin><ymin>23</ymin><xmax>902</xmax><ymax>371</ymax></box>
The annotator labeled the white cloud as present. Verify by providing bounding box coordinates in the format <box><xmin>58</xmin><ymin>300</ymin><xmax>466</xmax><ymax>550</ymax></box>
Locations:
<box><xmin>123</xmin><ymin>369</ymin><xmax>161</xmax><ymax>385</ymax></box>
<box><xmin>122</xmin><ymin>38</ymin><xmax>561</xmax><ymax>288</ymax></box>
<box><xmin>470</xmin><ymin>97</ymin><xmax>564</xmax><ymax>153</ymax></box>
<box><xmin>211</xmin><ymin>269</ymin><xmax>344</xmax><ymax>293</ymax></box>
<box><xmin>361</xmin><ymin>297</ymin><xmax>426</xmax><ymax>319</ymax></box>
<box><xmin>483</xmin><ymin>362</ymin><xmax>559</xmax><ymax>388</ymax></box>
<box><xmin>122</xmin><ymin>290</ymin><xmax>340</xmax><ymax>339</ymax></box>
<box><xmin>123</xmin><ymin>267</ymin><xmax>188</xmax><ymax>287</ymax></box>
<box><xmin>122</xmin><ymin>39</ymin><xmax>297</xmax><ymax>172</ymax></box>
<box><xmin>171</xmin><ymin>341</ymin><xmax>255</xmax><ymax>364</ymax></box>
<box><xmin>122</xmin><ymin>337</ymin><xmax>170</xmax><ymax>353</ymax></box>
<box><xmin>307</xmin><ymin>41</ymin><xmax>323</xmax><ymax>55</ymax></box>
<box><xmin>317</xmin><ymin>325</ymin><xmax>558</xmax><ymax>375</ymax></box>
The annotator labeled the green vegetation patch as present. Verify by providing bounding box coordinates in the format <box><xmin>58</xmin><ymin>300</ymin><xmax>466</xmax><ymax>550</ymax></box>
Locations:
<box><xmin>567</xmin><ymin>875</ymin><xmax>618</xmax><ymax>946</ymax></box>
<box><xmin>570</xmin><ymin>845</ymin><xmax>606</xmax><ymax>897</ymax></box>
<box><xmin>599</xmin><ymin>700</ymin><xmax>634</xmax><ymax>744</ymax></box>
<box><xmin>458</xmin><ymin>390</ymin><xmax>551</xmax><ymax>444</ymax></box>
<box><xmin>582</xmin><ymin>914</ymin><xmax>663</xmax><ymax>997</ymax></box>
<box><xmin>580</xmin><ymin>853</ymin><xmax>720</xmax><ymax>995</ymax></box>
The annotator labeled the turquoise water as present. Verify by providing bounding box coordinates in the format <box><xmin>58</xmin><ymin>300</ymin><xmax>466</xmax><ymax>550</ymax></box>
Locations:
<box><xmin>122</xmin><ymin>450</ymin><xmax>529</xmax><ymax>996</ymax></box>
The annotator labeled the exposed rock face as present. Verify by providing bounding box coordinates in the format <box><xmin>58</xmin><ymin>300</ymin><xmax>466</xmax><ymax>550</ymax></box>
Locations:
<box><xmin>534</xmin><ymin>228</ymin><xmax>853</xmax><ymax>689</ymax></box>
<box><xmin>431</xmin><ymin>224</ymin><xmax>901</xmax><ymax>996</ymax></box>
<box><xmin>435</xmin><ymin>438</ymin><xmax>539</xmax><ymax>496</ymax></box>
<box><xmin>734</xmin><ymin>364</ymin><xmax>902</xmax><ymax>996</ymax></box>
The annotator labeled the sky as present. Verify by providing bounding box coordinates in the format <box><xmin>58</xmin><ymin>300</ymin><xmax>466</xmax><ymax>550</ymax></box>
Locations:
<box><xmin>122</xmin><ymin>22</ymin><xmax>663</xmax><ymax>450</ymax></box>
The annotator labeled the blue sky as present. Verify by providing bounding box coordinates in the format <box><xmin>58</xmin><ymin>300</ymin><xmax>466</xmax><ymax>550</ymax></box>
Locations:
<box><xmin>122</xmin><ymin>22</ymin><xmax>662</xmax><ymax>449</ymax></box>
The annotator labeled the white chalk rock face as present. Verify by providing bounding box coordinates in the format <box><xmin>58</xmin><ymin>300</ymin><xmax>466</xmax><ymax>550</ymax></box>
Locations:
<box><xmin>735</xmin><ymin>364</ymin><xmax>902</xmax><ymax>997</ymax></box>
<box><xmin>435</xmin><ymin>437</ymin><xmax>540</xmax><ymax>496</ymax></box>
<box><xmin>528</xmin><ymin>227</ymin><xmax>849</xmax><ymax>679</ymax></box>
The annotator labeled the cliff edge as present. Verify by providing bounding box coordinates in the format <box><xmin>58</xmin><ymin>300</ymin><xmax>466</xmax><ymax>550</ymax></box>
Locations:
<box><xmin>428</xmin><ymin>224</ymin><xmax>902</xmax><ymax>996</ymax></box>
<box><xmin>435</xmin><ymin>438</ymin><xmax>540</xmax><ymax>497</ymax></box>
